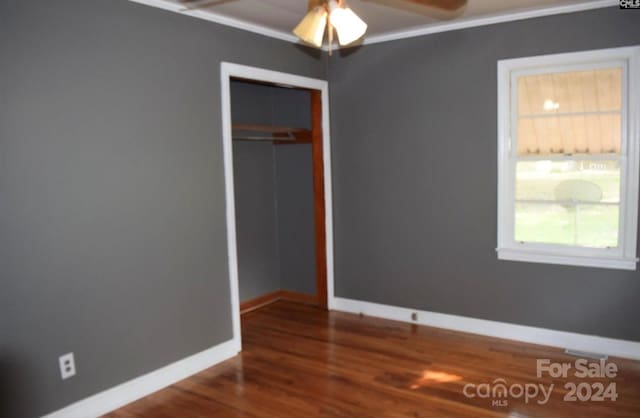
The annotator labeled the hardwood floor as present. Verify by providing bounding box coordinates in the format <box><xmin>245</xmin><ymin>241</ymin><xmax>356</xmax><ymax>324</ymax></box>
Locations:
<box><xmin>107</xmin><ymin>301</ymin><xmax>640</xmax><ymax>417</ymax></box>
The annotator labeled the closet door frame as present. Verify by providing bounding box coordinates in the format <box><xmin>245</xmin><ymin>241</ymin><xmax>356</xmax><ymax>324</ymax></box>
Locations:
<box><xmin>220</xmin><ymin>63</ymin><xmax>334</xmax><ymax>351</ymax></box>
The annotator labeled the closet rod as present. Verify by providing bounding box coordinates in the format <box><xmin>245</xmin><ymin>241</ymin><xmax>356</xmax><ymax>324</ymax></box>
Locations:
<box><xmin>232</xmin><ymin>135</ymin><xmax>295</xmax><ymax>142</ymax></box>
<box><xmin>231</xmin><ymin>124</ymin><xmax>310</xmax><ymax>142</ymax></box>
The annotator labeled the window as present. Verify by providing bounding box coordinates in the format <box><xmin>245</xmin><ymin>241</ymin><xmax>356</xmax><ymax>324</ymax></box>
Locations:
<box><xmin>497</xmin><ymin>47</ymin><xmax>640</xmax><ymax>270</ymax></box>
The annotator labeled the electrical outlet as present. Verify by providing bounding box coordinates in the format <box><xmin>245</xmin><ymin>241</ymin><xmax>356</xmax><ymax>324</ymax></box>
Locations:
<box><xmin>411</xmin><ymin>312</ymin><xmax>418</xmax><ymax>321</ymax></box>
<box><xmin>59</xmin><ymin>353</ymin><xmax>76</xmax><ymax>380</ymax></box>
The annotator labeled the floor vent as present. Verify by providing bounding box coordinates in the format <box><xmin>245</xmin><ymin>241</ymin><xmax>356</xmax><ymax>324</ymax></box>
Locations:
<box><xmin>564</xmin><ymin>349</ymin><xmax>608</xmax><ymax>360</ymax></box>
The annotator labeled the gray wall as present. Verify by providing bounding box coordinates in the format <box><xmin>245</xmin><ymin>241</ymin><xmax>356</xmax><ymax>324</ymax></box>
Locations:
<box><xmin>232</xmin><ymin>82</ymin><xmax>281</xmax><ymax>301</ymax></box>
<box><xmin>233</xmin><ymin>142</ymin><xmax>281</xmax><ymax>301</ymax></box>
<box><xmin>329</xmin><ymin>7</ymin><xmax>640</xmax><ymax>342</ymax></box>
<box><xmin>0</xmin><ymin>1</ymin><xmax>324</xmax><ymax>417</ymax></box>
<box><xmin>271</xmin><ymin>86</ymin><xmax>317</xmax><ymax>295</ymax></box>
<box><xmin>276</xmin><ymin>145</ymin><xmax>317</xmax><ymax>295</ymax></box>
<box><xmin>4</xmin><ymin>2</ymin><xmax>637</xmax><ymax>417</ymax></box>
<box><xmin>230</xmin><ymin>81</ymin><xmax>316</xmax><ymax>300</ymax></box>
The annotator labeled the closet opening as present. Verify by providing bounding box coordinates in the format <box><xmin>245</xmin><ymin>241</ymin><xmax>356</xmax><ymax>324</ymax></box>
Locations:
<box><xmin>220</xmin><ymin>63</ymin><xmax>333</xmax><ymax>348</ymax></box>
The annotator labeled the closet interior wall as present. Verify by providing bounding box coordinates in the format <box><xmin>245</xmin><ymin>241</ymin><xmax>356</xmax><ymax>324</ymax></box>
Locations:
<box><xmin>231</xmin><ymin>81</ymin><xmax>317</xmax><ymax>303</ymax></box>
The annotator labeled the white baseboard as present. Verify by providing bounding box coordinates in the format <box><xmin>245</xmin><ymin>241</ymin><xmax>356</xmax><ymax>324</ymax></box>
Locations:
<box><xmin>42</xmin><ymin>338</ymin><xmax>241</xmax><ymax>418</ymax></box>
<box><xmin>333</xmin><ymin>297</ymin><xmax>640</xmax><ymax>361</ymax></box>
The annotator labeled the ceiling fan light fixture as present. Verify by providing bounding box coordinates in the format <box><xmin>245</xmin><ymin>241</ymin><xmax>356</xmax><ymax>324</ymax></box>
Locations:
<box><xmin>328</xmin><ymin>0</ymin><xmax>367</xmax><ymax>46</ymax></box>
<box><xmin>292</xmin><ymin>6</ymin><xmax>328</xmax><ymax>48</ymax></box>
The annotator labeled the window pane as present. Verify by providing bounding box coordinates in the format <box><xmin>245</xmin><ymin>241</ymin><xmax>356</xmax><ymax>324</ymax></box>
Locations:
<box><xmin>517</xmin><ymin>114</ymin><xmax>621</xmax><ymax>155</ymax></box>
<box><xmin>518</xmin><ymin>68</ymin><xmax>622</xmax><ymax>116</ymax></box>
<box><xmin>515</xmin><ymin>203</ymin><xmax>575</xmax><ymax>245</ymax></box>
<box><xmin>516</xmin><ymin>67</ymin><xmax>622</xmax><ymax>156</ymax></box>
<box><xmin>514</xmin><ymin>202</ymin><xmax>619</xmax><ymax>248</ymax></box>
<box><xmin>515</xmin><ymin>160</ymin><xmax>620</xmax><ymax>203</ymax></box>
<box><xmin>575</xmin><ymin>204</ymin><xmax>619</xmax><ymax>248</ymax></box>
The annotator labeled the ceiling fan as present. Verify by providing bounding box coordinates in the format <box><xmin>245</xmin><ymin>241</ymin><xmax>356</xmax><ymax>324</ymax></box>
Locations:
<box><xmin>179</xmin><ymin>0</ymin><xmax>467</xmax><ymax>50</ymax></box>
<box><xmin>294</xmin><ymin>0</ymin><xmax>466</xmax><ymax>50</ymax></box>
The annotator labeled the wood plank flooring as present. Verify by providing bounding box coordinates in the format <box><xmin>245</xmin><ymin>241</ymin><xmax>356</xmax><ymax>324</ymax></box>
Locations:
<box><xmin>107</xmin><ymin>301</ymin><xmax>640</xmax><ymax>417</ymax></box>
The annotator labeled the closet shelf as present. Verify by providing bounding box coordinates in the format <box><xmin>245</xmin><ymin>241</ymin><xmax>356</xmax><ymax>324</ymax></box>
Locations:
<box><xmin>232</xmin><ymin>124</ymin><xmax>312</xmax><ymax>143</ymax></box>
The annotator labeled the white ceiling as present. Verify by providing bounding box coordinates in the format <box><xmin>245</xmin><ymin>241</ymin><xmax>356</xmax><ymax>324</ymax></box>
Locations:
<box><xmin>135</xmin><ymin>0</ymin><xmax>616</xmax><ymax>46</ymax></box>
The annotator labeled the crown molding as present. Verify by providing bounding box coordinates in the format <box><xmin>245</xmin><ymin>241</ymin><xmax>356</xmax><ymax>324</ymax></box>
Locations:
<box><xmin>356</xmin><ymin>0</ymin><xmax>618</xmax><ymax>48</ymax></box>
<box><xmin>129</xmin><ymin>0</ymin><xmax>617</xmax><ymax>52</ymax></box>
<box><xmin>128</xmin><ymin>0</ymin><xmax>300</xmax><ymax>44</ymax></box>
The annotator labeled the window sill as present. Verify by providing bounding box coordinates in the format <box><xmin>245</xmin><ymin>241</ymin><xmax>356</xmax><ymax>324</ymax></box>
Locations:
<box><xmin>496</xmin><ymin>248</ymin><xmax>638</xmax><ymax>271</ymax></box>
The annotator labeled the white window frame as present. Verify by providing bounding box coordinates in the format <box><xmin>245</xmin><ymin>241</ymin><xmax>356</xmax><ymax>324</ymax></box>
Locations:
<box><xmin>497</xmin><ymin>46</ymin><xmax>640</xmax><ymax>270</ymax></box>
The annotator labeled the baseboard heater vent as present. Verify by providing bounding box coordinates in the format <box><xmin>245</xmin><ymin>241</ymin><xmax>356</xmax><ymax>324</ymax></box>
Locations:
<box><xmin>564</xmin><ymin>349</ymin><xmax>608</xmax><ymax>360</ymax></box>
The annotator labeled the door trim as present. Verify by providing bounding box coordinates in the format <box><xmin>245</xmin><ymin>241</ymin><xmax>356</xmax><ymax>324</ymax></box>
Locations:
<box><xmin>220</xmin><ymin>62</ymin><xmax>335</xmax><ymax>350</ymax></box>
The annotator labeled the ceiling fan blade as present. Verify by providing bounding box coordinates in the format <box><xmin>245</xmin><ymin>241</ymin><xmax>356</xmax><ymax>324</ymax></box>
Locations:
<box><xmin>403</xmin><ymin>0</ymin><xmax>467</xmax><ymax>11</ymax></box>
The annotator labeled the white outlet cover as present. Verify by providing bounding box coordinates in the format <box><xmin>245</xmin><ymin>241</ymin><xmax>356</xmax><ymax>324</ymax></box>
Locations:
<box><xmin>59</xmin><ymin>352</ymin><xmax>76</xmax><ymax>380</ymax></box>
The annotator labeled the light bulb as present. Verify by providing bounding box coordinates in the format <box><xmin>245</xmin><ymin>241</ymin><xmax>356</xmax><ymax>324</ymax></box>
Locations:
<box><xmin>293</xmin><ymin>6</ymin><xmax>328</xmax><ymax>48</ymax></box>
<box><xmin>328</xmin><ymin>1</ymin><xmax>367</xmax><ymax>46</ymax></box>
